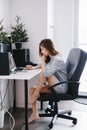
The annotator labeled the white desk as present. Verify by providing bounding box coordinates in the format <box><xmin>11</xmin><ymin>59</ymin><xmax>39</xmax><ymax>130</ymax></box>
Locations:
<box><xmin>0</xmin><ymin>69</ymin><xmax>41</xmax><ymax>130</ymax></box>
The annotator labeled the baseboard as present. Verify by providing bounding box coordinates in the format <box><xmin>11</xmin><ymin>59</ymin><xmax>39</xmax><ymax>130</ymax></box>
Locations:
<box><xmin>78</xmin><ymin>92</ymin><xmax>87</xmax><ymax>98</ymax></box>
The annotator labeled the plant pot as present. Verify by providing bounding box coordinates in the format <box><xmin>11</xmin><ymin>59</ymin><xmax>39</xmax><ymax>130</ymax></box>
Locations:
<box><xmin>0</xmin><ymin>43</ymin><xmax>11</xmax><ymax>52</ymax></box>
<box><xmin>0</xmin><ymin>110</ymin><xmax>5</xmax><ymax>128</ymax></box>
<box><xmin>15</xmin><ymin>42</ymin><xmax>22</xmax><ymax>49</ymax></box>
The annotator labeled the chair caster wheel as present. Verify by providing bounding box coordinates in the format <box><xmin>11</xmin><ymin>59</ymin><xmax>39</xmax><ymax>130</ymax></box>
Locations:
<box><xmin>48</xmin><ymin>122</ymin><xmax>53</xmax><ymax>129</ymax></box>
<box><xmin>45</xmin><ymin>109</ymin><xmax>48</xmax><ymax>113</ymax></box>
<box><xmin>45</xmin><ymin>108</ymin><xmax>49</xmax><ymax>113</ymax></box>
<box><xmin>73</xmin><ymin>119</ymin><xmax>77</xmax><ymax>125</ymax></box>
<box><xmin>68</xmin><ymin>111</ymin><xmax>72</xmax><ymax>115</ymax></box>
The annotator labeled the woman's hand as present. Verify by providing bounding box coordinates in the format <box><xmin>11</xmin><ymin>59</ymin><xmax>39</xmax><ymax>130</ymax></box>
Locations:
<box><xmin>25</xmin><ymin>65</ymin><xmax>35</xmax><ymax>70</ymax></box>
<box><xmin>40</xmin><ymin>55</ymin><xmax>46</xmax><ymax>63</ymax></box>
<box><xmin>25</xmin><ymin>64</ymin><xmax>41</xmax><ymax>70</ymax></box>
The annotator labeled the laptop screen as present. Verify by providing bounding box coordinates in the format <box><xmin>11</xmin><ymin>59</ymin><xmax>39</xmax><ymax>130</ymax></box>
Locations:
<box><xmin>10</xmin><ymin>54</ymin><xmax>16</xmax><ymax>72</ymax></box>
<box><xmin>10</xmin><ymin>54</ymin><xmax>25</xmax><ymax>72</ymax></box>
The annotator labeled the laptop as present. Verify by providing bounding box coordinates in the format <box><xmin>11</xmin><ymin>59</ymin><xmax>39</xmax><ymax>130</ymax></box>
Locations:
<box><xmin>10</xmin><ymin>54</ymin><xmax>25</xmax><ymax>73</ymax></box>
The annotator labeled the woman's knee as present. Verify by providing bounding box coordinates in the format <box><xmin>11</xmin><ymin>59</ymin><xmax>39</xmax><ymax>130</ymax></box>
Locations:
<box><xmin>29</xmin><ymin>86</ymin><xmax>36</xmax><ymax>93</ymax></box>
<box><xmin>47</xmin><ymin>75</ymin><xmax>57</xmax><ymax>85</ymax></box>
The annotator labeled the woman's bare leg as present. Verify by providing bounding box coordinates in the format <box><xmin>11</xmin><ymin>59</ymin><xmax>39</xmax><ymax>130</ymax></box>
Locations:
<box><xmin>29</xmin><ymin>72</ymin><xmax>46</xmax><ymax>104</ymax></box>
<box><xmin>28</xmin><ymin>101</ymin><xmax>40</xmax><ymax>123</ymax></box>
<box><xmin>28</xmin><ymin>74</ymin><xmax>57</xmax><ymax>123</ymax></box>
<box><xmin>28</xmin><ymin>87</ymin><xmax>40</xmax><ymax>123</ymax></box>
<box><xmin>29</xmin><ymin>73</ymin><xmax>58</xmax><ymax>104</ymax></box>
<box><xmin>29</xmin><ymin>87</ymin><xmax>39</xmax><ymax>115</ymax></box>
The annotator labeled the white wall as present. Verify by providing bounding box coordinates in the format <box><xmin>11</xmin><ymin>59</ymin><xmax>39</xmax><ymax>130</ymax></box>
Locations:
<box><xmin>9</xmin><ymin>0</ymin><xmax>76</xmax><ymax>62</ymax></box>
<box><xmin>54</xmin><ymin>0</ymin><xmax>75</xmax><ymax>61</ymax></box>
<box><xmin>9</xmin><ymin>0</ymin><xmax>48</xmax><ymax>64</ymax></box>
<box><xmin>47</xmin><ymin>0</ymin><xmax>54</xmax><ymax>40</ymax></box>
<box><xmin>0</xmin><ymin>0</ymin><xmax>11</xmax><ymax>109</ymax></box>
<box><xmin>0</xmin><ymin>0</ymin><xmax>10</xmax><ymax>32</ymax></box>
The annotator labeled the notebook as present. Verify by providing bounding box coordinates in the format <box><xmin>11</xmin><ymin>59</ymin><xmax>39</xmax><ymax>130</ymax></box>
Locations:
<box><xmin>10</xmin><ymin>54</ymin><xmax>25</xmax><ymax>73</ymax></box>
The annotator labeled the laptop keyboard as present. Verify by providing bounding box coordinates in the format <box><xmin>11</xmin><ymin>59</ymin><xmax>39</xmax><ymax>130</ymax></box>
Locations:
<box><xmin>15</xmin><ymin>67</ymin><xmax>24</xmax><ymax>71</ymax></box>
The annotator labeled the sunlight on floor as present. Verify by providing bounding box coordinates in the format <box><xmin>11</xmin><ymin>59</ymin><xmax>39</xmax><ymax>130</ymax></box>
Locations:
<box><xmin>53</xmin><ymin>111</ymin><xmax>87</xmax><ymax>130</ymax></box>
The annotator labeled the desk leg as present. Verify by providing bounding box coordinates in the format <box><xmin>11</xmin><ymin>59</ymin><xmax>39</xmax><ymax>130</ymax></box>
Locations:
<box><xmin>13</xmin><ymin>80</ymin><xmax>16</xmax><ymax>108</ymax></box>
<box><xmin>24</xmin><ymin>80</ymin><xmax>28</xmax><ymax>130</ymax></box>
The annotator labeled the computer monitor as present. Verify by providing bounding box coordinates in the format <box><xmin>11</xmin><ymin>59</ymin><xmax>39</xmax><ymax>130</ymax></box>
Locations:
<box><xmin>0</xmin><ymin>52</ymin><xmax>10</xmax><ymax>75</ymax></box>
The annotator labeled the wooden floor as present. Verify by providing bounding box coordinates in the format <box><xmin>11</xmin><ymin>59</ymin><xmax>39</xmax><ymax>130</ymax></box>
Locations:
<box><xmin>1</xmin><ymin>100</ymin><xmax>87</xmax><ymax>130</ymax></box>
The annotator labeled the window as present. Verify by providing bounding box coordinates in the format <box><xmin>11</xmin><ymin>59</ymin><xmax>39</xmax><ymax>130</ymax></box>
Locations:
<box><xmin>78</xmin><ymin>0</ymin><xmax>87</xmax><ymax>51</ymax></box>
<box><xmin>78</xmin><ymin>0</ymin><xmax>87</xmax><ymax>93</ymax></box>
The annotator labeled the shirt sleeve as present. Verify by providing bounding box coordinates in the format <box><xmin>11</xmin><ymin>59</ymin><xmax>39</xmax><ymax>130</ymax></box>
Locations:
<box><xmin>43</xmin><ymin>57</ymin><xmax>63</xmax><ymax>78</ymax></box>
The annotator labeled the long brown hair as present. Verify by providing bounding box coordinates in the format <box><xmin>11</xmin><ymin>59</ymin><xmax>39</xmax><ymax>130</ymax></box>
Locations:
<box><xmin>39</xmin><ymin>39</ymin><xmax>59</xmax><ymax>63</ymax></box>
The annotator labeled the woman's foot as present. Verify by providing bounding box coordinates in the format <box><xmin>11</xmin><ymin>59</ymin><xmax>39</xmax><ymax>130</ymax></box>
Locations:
<box><xmin>28</xmin><ymin>114</ymin><xmax>40</xmax><ymax>123</ymax></box>
<box><xmin>29</xmin><ymin>93</ymin><xmax>40</xmax><ymax>104</ymax></box>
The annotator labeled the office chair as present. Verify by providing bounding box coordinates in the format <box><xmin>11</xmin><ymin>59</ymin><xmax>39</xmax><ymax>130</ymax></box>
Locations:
<box><xmin>38</xmin><ymin>48</ymin><xmax>87</xmax><ymax>129</ymax></box>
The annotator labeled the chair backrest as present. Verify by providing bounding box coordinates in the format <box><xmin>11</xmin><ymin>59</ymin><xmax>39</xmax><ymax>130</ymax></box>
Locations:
<box><xmin>66</xmin><ymin>48</ymin><xmax>87</xmax><ymax>97</ymax></box>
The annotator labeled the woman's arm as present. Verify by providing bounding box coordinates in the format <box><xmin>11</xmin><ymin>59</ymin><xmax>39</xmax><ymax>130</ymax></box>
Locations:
<box><xmin>40</xmin><ymin>55</ymin><xmax>46</xmax><ymax>72</ymax></box>
<box><xmin>25</xmin><ymin>55</ymin><xmax>46</xmax><ymax>70</ymax></box>
<box><xmin>34</xmin><ymin>64</ymin><xmax>42</xmax><ymax>69</ymax></box>
<box><xmin>25</xmin><ymin>64</ymin><xmax>41</xmax><ymax>70</ymax></box>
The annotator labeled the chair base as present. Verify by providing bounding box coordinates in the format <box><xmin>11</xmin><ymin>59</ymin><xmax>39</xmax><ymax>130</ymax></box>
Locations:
<box><xmin>39</xmin><ymin>105</ymin><xmax>77</xmax><ymax>129</ymax></box>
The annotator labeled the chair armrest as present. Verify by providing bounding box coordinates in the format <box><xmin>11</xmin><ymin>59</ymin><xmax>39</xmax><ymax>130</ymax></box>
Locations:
<box><xmin>48</xmin><ymin>80</ymin><xmax>80</xmax><ymax>91</ymax></box>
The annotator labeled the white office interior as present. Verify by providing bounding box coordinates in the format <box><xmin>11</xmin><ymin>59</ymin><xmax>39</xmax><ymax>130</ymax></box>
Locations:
<box><xmin>0</xmin><ymin>0</ymin><xmax>87</xmax><ymax>111</ymax></box>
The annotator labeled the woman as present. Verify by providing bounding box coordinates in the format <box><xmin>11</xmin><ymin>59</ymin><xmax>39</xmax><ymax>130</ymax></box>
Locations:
<box><xmin>26</xmin><ymin>38</ymin><xmax>68</xmax><ymax>123</ymax></box>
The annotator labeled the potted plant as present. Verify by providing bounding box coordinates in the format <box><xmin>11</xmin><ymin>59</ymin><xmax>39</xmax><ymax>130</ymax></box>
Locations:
<box><xmin>0</xmin><ymin>19</ymin><xmax>11</xmax><ymax>52</ymax></box>
<box><xmin>11</xmin><ymin>16</ymin><xmax>29</xmax><ymax>49</ymax></box>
